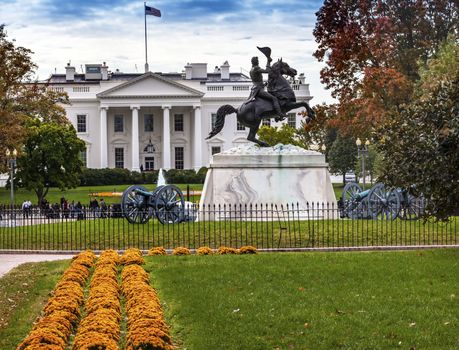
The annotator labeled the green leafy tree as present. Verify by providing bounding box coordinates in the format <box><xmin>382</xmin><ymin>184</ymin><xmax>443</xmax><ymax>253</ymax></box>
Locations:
<box><xmin>328</xmin><ymin>133</ymin><xmax>358</xmax><ymax>184</ymax></box>
<box><xmin>376</xmin><ymin>36</ymin><xmax>459</xmax><ymax>219</ymax></box>
<box><xmin>0</xmin><ymin>25</ymin><xmax>68</xmax><ymax>171</ymax></box>
<box><xmin>16</xmin><ymin>121</ymin><xmax>86</xmax><ymax>204</ymax></box>
<box><xmin>257</xmin><ymin>124</ymin><xmax>301</xmax><ymax>147</ymax></box>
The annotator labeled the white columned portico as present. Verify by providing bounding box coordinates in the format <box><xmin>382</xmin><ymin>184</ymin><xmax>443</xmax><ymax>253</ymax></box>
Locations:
<box><xmin>130</xmin><ymin>106</ymin><xmax>140</xmax><ymax>172</ymax></box>
<box><xmin>100</xmin><ymin>106</ymin><xmax>108</xmax><ymax>168</ymax></box>
<box><xmin>193</xmin><ymin>104</ymin><xmax>202</xmax><ymax>170</ymax></box>
<box><xmin>162</xmin><ymin>105</ymin><xmax>171</xmax><ymax>169</ymax></box>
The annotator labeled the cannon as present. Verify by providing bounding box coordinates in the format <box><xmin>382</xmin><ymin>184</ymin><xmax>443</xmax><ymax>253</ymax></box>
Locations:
<box><xmin>121</xmin><ymin>185</ymin><xmax>187</xmax><ymax>224</ymax></box>
<box><xmin>341</xmin><ymin>182</ymin><xmax>425</xmax><ymax>220</ymax></box>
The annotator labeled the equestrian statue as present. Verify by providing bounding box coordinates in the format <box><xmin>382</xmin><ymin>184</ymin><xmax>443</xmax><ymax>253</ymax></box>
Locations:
<box><xmin>206</xmin><ymin>46</ymin><xmax>316</xmax><ymax>147</ymax></box>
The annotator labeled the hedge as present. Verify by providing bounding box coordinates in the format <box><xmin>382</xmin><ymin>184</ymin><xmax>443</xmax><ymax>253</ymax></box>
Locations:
<box><xmin>79</xmin><ymin>167</ymin><xmax>207</xmax><ymax>186</ymax></box>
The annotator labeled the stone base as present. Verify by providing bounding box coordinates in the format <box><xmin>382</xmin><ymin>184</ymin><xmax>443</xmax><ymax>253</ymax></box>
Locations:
<box><xmin>199</xmin><ymin>144</ymin><xmax>336</xmax><ymax>220</ymax></box>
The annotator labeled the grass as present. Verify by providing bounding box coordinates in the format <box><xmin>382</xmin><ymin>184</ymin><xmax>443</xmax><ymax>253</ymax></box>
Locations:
<box><xmin>1</xmin><ymin>215</ymin><xmax>457</xmax><ymax>250</ymax></box>
<box><xmin>1</xmin><ymin>250</ymin><xmax>458</xmax><ymax>349</ymax></box>
<box><xmin>146</xmin><ymin>250</ymin><xmax>459</xmax><ymax>350</ymax></box>
<box><xmin>0</xmin><ymin>260</ymin><xmax>70</xmax><ymax>350</ymax></box>
<box><xmin>0</xmin><ymin>183</ymin><xmax>204</xmax><ymax>206</ymax></box>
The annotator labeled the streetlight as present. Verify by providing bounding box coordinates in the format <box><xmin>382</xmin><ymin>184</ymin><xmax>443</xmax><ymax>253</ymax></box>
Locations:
<box><xmin>356</xmin><ymin>139</ymin><xmax>370</xmax><ymax>187</ymax></box>
<box><xmin>5</xmin><ymin>148</ymin><xmax>17</xmax><ymax>210</ymax></box>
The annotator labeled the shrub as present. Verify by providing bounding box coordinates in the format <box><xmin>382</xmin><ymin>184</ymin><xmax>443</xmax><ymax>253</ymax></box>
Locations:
<box><xmin>197</xmin><ymin>246</ymin><xmax>214</xmax><ymax>255</ymax></box>
<box><xmin>217</xmin><ymin>246</ymin><xmax>239</xmax><ymax>255</ymax></box>
<box><xmin>148</xmin><ymin>247</ymin><xmax>167</xmax><ymax>256</ymax></box>
<box><xmin>79</xmin><ymin>168</ymin><xmax>159</xmax><ymax>186</ymax></box>
<box><xmin>120</xmin><ymin>248</ymin><xmax>145</xmax><ymax>265</ymax></box>
<box><xmin>164</xmin><ymin>168</ymin><xmax>207</xmax><ymax>184</ymax></box>
<box><xmin>172</xmin><ymin>247</ymin><xmax>191</xmax><ymax>256</ymax></box>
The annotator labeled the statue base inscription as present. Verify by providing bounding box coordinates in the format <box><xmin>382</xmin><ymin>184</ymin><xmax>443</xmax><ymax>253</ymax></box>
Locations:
<box><xmin>199</xmin><ymin>144</ymin><xmax>337</xmax><ymax>219</ymax></box>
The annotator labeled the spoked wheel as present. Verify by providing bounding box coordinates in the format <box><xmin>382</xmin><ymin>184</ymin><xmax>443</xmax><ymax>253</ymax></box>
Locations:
<box><xmin>121</xmin><ymin>185</ymin><xmax>152</xmax><ymax>224</ymax></box>
<box><xmin>367</xmin><ymin>183</ymin><xmax>401</xmax><ymax>220</ymax></box>
<box><xmin>342</xmin><ymin>182</ymin><xmax>364</xmax><ymax>219</ymax></box>
<box><xmin>154</xmin><ymin>185</ymin><xmax>185</xmax><ymax>224</ymax></box>
<box><xmin>399</xmin><ymin>192</ymin><xmax>426</xmax><ymax>220</ymax></box>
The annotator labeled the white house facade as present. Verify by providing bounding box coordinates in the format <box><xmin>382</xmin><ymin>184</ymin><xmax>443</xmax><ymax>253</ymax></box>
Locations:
<box><xmin>45</xmin><ymin>61</ymin><xmax>312</xmax><ymax>171</ymax></box>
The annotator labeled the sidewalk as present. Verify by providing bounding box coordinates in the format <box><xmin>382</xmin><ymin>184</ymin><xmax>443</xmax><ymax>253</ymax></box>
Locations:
<box><xmin>0</xmin><ymin>254</ymin><xmax>74</xmax><ymax>278</ymax></box>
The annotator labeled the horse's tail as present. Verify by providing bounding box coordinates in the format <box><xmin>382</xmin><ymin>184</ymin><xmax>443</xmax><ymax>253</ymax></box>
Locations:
<box><xmin>206</xmin><ymin>104</ymin><xmax>237</xmax><ymax>139</ymax></box>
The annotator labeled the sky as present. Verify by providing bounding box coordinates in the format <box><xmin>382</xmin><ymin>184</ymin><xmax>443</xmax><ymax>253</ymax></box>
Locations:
<box><xmin>0</xmin><ymin>0</ymin><xmax>334</xmax><ymax>105</ymax></box>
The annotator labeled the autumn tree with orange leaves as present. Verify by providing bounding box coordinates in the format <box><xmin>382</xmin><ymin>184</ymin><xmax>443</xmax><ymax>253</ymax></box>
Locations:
<box><xmin>313</xmin><ymin>0</ymin><xmax>458</xmax><ymax>137</ymax></box>
<box><xmin>0</xmin><ymin>25</ymin><xmax>69</xmax><ymax>172</ymax></box>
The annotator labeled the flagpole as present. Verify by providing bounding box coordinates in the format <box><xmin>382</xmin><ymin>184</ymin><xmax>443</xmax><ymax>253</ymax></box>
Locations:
<box><xmin>144</xmin><ymin>1</ymin><xmax>149</xmax><ymax>72</ymax></box>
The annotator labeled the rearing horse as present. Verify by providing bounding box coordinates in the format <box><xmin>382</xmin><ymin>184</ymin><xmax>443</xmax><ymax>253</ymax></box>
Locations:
<box><xmin>206</xmin><ymin>59</ymin><xmax>315</xmax><ymax>147</ymax></box>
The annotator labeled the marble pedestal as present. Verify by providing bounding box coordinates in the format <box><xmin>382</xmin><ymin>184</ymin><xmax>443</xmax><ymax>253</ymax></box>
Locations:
<box><xmin>199</xmin><ymin>144</ymin><xmax>336</xmax><ymax>220</ymax></box>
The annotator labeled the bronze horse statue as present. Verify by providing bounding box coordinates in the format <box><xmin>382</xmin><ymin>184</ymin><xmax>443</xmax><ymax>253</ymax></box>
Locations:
<box><xmin>206</xmin><ymin>58</ymin><xmax>315</xmax><ymax>147</ymax></box>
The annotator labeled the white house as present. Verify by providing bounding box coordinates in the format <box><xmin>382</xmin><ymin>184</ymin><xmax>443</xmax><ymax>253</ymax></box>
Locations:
<box><xmin>45</xmin><ymin>61</ymin><xmax>312</xmax><ymax>171</ymax></box>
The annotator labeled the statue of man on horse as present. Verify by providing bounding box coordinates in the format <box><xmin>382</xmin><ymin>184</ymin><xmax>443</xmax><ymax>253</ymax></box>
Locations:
<box><xmin>206</xmin><ymin>46</ymin><xmax>315</xmax><ymax>147</ymax></box>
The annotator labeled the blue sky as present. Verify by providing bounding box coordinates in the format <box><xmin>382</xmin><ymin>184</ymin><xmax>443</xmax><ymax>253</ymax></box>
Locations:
<box><xmin>1</xmin><ymin>0</ymin><xmax>333</xmax><ymax>104</ymax></box>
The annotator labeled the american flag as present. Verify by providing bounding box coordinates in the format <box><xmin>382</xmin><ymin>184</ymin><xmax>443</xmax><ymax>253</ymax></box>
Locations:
<box><xmin>145</xmin><ymin>5</ymin><xmax>161</xmax><ymax>17</ymax></box>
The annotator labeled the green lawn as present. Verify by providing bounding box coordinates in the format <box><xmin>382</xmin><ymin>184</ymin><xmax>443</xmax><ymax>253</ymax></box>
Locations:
<box><xmin>1</xmin><ymin>216</ymin><xmax>457</xmax><ymax>250</ymax></box>
<box><xmin>0</xmin><ymin>183</ymin><xmax>203</xmax><ymax>206</ymax></box>
<box><xmin>1</xmin><ymin>250</ymin><xmax>458</xmax><ymax>350</ymax></box>
<box><xmin>147</xmin><ymin>250</ymin><xmax>459</xmax><ymax>350</ymax></box>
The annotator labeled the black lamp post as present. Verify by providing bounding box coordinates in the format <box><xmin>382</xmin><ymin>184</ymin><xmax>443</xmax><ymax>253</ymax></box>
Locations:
<box><xmin>356</xmin><ymin>138</ymin><xmax>370</xmax><ymax>187</ymax></box>
<box><xmin>5</xmin><ymin>148</ymin><xmax>17</xmax><ymax>210</ymax></box>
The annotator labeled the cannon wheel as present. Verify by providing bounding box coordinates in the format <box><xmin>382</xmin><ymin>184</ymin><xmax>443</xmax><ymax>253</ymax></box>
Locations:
<box><xmin>342</xmin><ymin>182</ymin><xmax>364</xmax><ymax>219</ymax></box>
<box><xmin>154</xmin><ymin>185</ymin><xmax>185</xmax><ymax>224</ymax></box>
<box><xmin>367</xmin><ymin>183</ymin><xmax>401</xmax><ymax>220</ymax></box>
<box><xmin>121</xmin><ymin>185</ymin><xmax>153</xmax><ymax>224</ymax></box>
<box><xmin>399</xmin><ymin>192</ymin><xmax>425</xmax><ymax>220</ymax></box>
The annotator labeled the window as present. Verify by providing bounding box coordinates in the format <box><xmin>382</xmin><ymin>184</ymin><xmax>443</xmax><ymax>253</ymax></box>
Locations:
<box><xmin>262</xmin><ymin>119</ymin><xmax>271</xmax><ymax>126</ymax></box>
<box><xmin>86</xmin><ymin>66</ymin><xmax>101</xmax><ymax>74</ymax></box>
<box><xmin>115</xmin><ymin>148</ymin><xmax>124</xmax><ymax>168</ymax></box>
<box><xmin>174</xmin><ymin>114</ymin><xmax>184</xmax><ymax>132</ymax></box>
<box><xmin>211</xmin><ymin>113</ymin><xmax>217</xmax><ymax>130</ymax></box>
<box><xmin>211</xmin><ymin>146</ymin><xmax>221</xmax><ymax>155</ymax></box>
<box><xmin>175</xmin><ymin>147</ymin><xmax>184</xmax><ymax>169</ymax></box>
<box><xmin>144</xmin><ymin>114</ymin><xmax>154</xmax><ymax>132</ymax></box>
<box><xmin>79</xmin><ymin>149</ymin><xmax>87</xmax><ymax>167</ymax></box>
<box><xmin>145</xmin><ymin>157</ymin><xmax>154</xmax><ymax>171</ymax></box>
<box><xmin>114</xmin><ymin>115</ymin><xmax>124</xmax><ymax>132</ymax></box>
<box><xmin>287</xmin><ymin>113</ymin><xmax>296</xmax><ymax>128</ymax></box>
<box><xmin>77</xmin><ymin>114</ymin><xmax>87</xmax><ymax>133</ymax></box>
<box><xmin>236</xmin><ymin>120</ymin><xmax>245</xmax><ymax>131</ymax></box>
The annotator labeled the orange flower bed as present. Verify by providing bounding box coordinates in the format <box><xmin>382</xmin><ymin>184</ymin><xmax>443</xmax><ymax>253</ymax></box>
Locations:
<box><xmin>239</xmin><ymin>246</ymin><xmax>258</xmax><ymax>254</ymax></box>
<box><xmin>120</xmin><ymin>248</ymin><xmax>145</xmax><ymax>265</ymax></box>
<box><xmin>172</xmin><ymin>247</ymin><xmax>191</xmax><ymax>255</ymax></box>
<box><xmin>147</xmin><ymin>247</ymin><xmax>167</xmax><ymax>256</ymax></box>
<box><xmin>72</xmin><ymin>250</ymin><xmax>121</xmax><ymax>350</ymax></box>
<box><xmin>217</xmin><ymin>246</ymin><xmax>239</xmax><ymax>255</ymax></box>
<box><xmin>197</xmin><ymin>246</ymin><xmax>214</xmax><ymax>255</ymax></box>
<box><xmin>121</xmin><ymin>264</ymin><xmax>174</xmax><ymax>350</ymax></box>
<box><xmin>17</xmin><ymin>250</ymin><xmax>96</xmax><ymax>350</ymax></box>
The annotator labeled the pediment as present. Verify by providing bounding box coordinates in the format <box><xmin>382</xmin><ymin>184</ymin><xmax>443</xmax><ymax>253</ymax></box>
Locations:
<box><xmin>97</xmin><ymin>72</ymin><xmax>204</xmax><ymax>98</ymax></box>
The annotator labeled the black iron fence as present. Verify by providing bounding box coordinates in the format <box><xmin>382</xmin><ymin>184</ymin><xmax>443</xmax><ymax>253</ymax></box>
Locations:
<box><xmin>0</xmin><ymin>204</ymin><xmax>457</xmax><ymax>251</ymax></box>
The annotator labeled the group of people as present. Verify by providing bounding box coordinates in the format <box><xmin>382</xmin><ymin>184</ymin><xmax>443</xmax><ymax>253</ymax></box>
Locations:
<box><xmin>89</xmin><ymin>197</ymin><xmax>109</xmax><ymax>218</ymax></box>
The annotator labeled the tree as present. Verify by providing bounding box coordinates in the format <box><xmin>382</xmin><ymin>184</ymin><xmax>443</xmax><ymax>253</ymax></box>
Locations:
<box><xmin>313</xmin><ymin>0</ymin><xmax>458</xmax><ymax>136</ymax></box>
<box><xmin>0</xmin><ymin>25</ymin><xmax>68</xmax><ymax>171</ymax></box>
<box><xmin>257</xmin><ymin>124</ymin><xmax>301</xmax><ymax>147</ymax></box>
<box><xmin>16</xmin><ymin>121</ymin><xmax>86</xmax><ymax>204</ymax></box>
<box><xmin>376</xmin><ymin>36</ymin><xmax>459</xmax><ymax>219</ymax></box>
<box><xmin>328</xmin><ymin>133</ymin><xmax>357</xmax><ymax>184</ymax></box>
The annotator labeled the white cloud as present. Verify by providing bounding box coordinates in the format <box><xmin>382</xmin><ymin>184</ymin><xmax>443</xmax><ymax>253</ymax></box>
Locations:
<box><xmin>1</xmin><ymin>0</ymin><xmax>335</xmax><ymax>104</ymax></box>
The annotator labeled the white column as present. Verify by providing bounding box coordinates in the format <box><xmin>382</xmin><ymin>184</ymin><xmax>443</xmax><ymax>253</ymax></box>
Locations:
<box><xmin>193</xmin><ymin>105</ymin><xmax>202</xmax><ymax>170</ymax></box>
<box><xmin>130</xmin><ymin>106</ymin><xmax>140</xmax><ymax>172</ymax></box>
<box><xmin>100</xmin><ymin>106</ymin><xmax>108</xmax><ymax>168</ymax></box>
<box><xmin>162</xmin><ymin>105</ymin><xmax>171</xmax><ymax>169</ymax></box>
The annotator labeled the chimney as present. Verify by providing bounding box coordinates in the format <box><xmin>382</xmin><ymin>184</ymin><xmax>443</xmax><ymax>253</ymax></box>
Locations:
<box><xmin>101</xmin><ymin>62</ymin><xmax>108</xmax><ymax>80</ymax></box>
<box><xmin>185</xmin><ymin>63</ymin><xmax>192</xmax><ymax>79</ymax></box>
<box><xmin>298</xmin><ymin>73</ymin><xmax>305</xmax><ymax>84</ymax></box>
<box><xmin>185</xmin><ymin>63</ymin><xmax>207</xmax><ymax>79</ymax></box>
<box><xmin>220</xmin><ymin>60</ymin><xmax>230</xmax><ymax>80</ymax></box>
<box><xmin>65</xmin><ymin>62</ymin><xmax>75</xmax><ymax>81</ymax></box>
